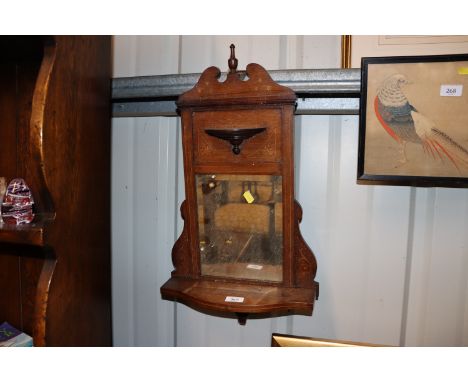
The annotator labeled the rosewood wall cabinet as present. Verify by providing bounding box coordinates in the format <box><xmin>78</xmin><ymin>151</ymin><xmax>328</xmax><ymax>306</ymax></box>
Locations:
<box><xmin>161</xmin><ymin>45</ymin><xmax>319</xmax><ymax>324</ymax></box>
<box><xmin>0</xmin><ymin>36</ymin><xmax>112</xmax><ymax>346</ymax></box>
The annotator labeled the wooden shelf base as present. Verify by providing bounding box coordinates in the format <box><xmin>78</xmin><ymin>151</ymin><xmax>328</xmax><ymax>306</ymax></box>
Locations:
<box><xmin>0</xmin><ymin>213</ymin><xmax>54</xmax><ymax>247</ymax></box>
<box><xmin>161</xmin><ymin>277</ymin><xmax>317</xmax><ymax>320</ymax></box>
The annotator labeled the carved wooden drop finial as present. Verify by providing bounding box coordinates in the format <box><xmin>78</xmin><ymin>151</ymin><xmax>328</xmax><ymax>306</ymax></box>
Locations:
<box><xmin>228</xmin><ymin>44</ymin><xmax>238</xmax><ymax>73</ymax></box>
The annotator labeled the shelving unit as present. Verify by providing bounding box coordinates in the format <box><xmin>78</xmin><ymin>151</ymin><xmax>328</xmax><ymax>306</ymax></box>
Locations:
<box><xmin>0</xmin><ymin>36</ymin><xmax>112</xmax><ymax>346</ymax></box>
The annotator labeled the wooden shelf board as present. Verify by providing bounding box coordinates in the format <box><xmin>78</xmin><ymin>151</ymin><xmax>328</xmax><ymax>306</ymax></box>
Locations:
<box><xmin>161</xmin><ymin>277</ymin><xmax>316</xmax><ymax>316</ymax></box>
<box><xmin>0</xmin><ymin>214</ymin><xmax>54</xmax><ymax>247</ymax></box>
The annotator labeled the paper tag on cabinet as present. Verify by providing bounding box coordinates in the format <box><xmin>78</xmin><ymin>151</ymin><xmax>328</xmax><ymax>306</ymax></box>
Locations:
<box><xmin>225</xmin><ymin>296</ymin><xmax>244</xmax><ymax>303</ymax></box>
<box><xmin>247</xmin><ymin>264</ymin><xmax>263</xmax><ymax>270</ymax></box>
<box><xmin>243</xmin><ymin>190</ymin><xmax>255</xmax><ymax>204</ymax></box>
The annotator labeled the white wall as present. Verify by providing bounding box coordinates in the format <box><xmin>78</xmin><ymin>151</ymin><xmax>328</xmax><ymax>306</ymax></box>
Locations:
<box><xmin>111</xmin><ymin>36</ymin><xmax>468</xmax><ymax>346</ymax></box>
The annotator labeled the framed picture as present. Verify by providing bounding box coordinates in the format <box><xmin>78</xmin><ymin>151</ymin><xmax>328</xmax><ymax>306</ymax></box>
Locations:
<box><xmin>271</xmin><ymin>333</ymin><xmax>383</xmax><ymax>347</ymax></box>
<box><xmin>358</xmin><ymin>54</ymin><xmax>468</xmax><ymax>187</ymax></box>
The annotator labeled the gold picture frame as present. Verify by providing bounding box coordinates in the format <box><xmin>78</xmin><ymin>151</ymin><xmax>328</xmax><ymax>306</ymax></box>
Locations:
<box><xmin>341</xmin><ymin>35</ymin><xmax>352</xmax><ymax>69</ymax></box>
<box><xmin>271</xmin><ymin>333</ymin><xmax>384</xmax><ymax>347</ymax></box>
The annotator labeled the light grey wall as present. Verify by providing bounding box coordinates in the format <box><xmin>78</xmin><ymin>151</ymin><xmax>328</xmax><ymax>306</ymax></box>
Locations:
<box><xmin>111</xmin><ymin>36</ymin><xmax>468</xmax><ymax>346</ymax></box>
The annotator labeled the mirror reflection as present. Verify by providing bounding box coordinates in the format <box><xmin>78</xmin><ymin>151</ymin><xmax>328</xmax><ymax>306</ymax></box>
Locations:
<box><xmin>196</xmin><ymin>174</ymin><xmax>283</xmax><ymax>282</ymax></box>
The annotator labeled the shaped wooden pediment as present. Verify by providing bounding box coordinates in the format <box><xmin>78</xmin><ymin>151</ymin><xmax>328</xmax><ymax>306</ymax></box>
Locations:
<box><xmin>177</xmin><ymin>45</ymin><xmax>296</xmax><ymax>108</ymax></box>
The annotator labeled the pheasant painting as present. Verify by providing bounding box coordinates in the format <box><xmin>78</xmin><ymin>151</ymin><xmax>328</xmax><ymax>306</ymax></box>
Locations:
<box><xmin>375</xmin><ymin>73</ymin><xmax>468</xmax><ymax>172</ymax></box>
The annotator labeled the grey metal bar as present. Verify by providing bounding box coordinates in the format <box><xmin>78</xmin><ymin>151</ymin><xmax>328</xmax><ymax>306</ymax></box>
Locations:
<box><xmin>113</xmin><ymin>68</ymin><xmax>361</xmax><ymax>99</ymax></box>
<box><xmin>113</xmin><ymin>100</ymin><xmax>177</xmax><ymax>117</ymax></box>
<box><xmin>112</xmin><ymin>68</ymin><xmax>361</xmax><ymax>117</ymax></box>
<box><xmin>296</xmin><ymin>97</ymin><xmax>360</xmax><ymax>115</ymax></box>
<box><xmin>113</xmin><ymin>97</ymin><xmax>360</xmax><ymax>117</ymax></box>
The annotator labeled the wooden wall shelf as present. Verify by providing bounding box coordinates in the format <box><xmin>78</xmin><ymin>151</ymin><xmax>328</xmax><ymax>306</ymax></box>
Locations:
<box><xmin>161</xmin><ymin>45</ymin><xmax>318</xmax><ymax>324</ymax></box>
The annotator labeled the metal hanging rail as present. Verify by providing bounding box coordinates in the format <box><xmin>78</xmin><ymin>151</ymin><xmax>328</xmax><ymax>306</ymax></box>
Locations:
<box><xmin>112</xmin><ymin>68</ymin><xmax>361</xmax><ymax>117</ymax></box>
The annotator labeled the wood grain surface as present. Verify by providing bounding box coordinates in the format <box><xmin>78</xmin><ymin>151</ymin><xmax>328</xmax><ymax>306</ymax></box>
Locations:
<box><xmin>0</xmin><ymin>36</ymin><xmax>112</xmax><ymax>346</ymax></box>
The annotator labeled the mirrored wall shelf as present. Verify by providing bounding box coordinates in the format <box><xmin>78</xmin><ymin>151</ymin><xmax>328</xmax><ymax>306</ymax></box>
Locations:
<box><xmin>160</xmin><ymin>45</ymin><xmax>318</xmax><ymax>325</ymax></box>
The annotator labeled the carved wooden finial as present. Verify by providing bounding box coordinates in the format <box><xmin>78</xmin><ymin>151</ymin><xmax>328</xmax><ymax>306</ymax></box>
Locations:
<box><xmin>228</xmin><ymin>44</ymin><xmax>238</xmax><ymax>73</ymax></box>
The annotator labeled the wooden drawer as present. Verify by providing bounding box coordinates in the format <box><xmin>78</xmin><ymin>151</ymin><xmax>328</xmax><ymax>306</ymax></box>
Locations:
<box><xmin>192</xmin><ymin>109</ymin><xmax>282</xmax><ymax>165</ymax></box>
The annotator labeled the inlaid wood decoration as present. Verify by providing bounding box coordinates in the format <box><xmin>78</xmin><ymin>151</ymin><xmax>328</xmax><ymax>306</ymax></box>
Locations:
<box><xmin>161</xmin><ymin>45</ymin><xmax>319</xmax><ymax>324</ymax></box>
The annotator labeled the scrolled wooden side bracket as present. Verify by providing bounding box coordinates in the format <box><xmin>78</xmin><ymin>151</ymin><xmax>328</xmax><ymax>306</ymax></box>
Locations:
<box><xmin>32</xmin><ymin>248</ymin><xmax>57</xmax><ymax>346</ymax></box>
